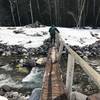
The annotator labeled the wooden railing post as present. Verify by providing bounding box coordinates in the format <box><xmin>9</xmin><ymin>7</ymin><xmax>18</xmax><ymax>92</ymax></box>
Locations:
<box><xmin>58</xmin><ymin>40</ymin><xmax>64</xmax><ymax>60</ymax></box>
<box><xmin>66</xmin><ymin>53</ymin><xmax>75</xmax><ymax>100</ymax></box>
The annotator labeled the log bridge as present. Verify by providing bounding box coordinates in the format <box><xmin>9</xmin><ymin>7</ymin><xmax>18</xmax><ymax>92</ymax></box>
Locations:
<box><xmin>40</xmin><ymin>34</ymin><xmax>100</xmax><ymax>100</ymax></box>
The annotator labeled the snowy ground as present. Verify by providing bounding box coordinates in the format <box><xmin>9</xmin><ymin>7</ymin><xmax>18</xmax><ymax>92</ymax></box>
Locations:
<box><xmin>0</xmin><ymin>26</ymin><xmax>100</xmax><ymax>48</ymax></box>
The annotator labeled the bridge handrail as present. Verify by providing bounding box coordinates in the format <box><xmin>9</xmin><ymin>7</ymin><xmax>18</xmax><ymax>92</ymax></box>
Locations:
<box><xmin>57</xmin><ymin>35</ymin><xmax>100</xmax><ymax>100</ymax></box>
<box><xmin>58</xmin><ymin>36</ymin><xmax>100</xmax><ymax>88</ymax></box>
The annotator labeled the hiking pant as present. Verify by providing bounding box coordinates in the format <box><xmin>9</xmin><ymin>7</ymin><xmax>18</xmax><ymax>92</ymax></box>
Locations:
<box><xmin>50</xmin><ymin>33</ymin><xmax>56</xmax><ymax>45</ymax></box>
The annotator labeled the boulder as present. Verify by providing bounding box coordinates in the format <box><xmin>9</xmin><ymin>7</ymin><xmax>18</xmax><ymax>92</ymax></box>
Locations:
<box><xmin>22</xmin><ymin>67</ymin><xmax>44</xmax><ymax>88</ymax></box>
<box><xmin>29</xmin><ymin>88</ymin><xmax>42</xmax><ymax>100</ymax></box>
<box><xmin>1</xmin><ymin>85</ymin><xmax>11</xmax><ymax>92</ymax></box>
<box><xmin>36</xmin><ymin>57</ymin><xmax>47</xmax><ymax>65</ymax></box>
<box><xmin>22</xmin><ymin>67</ymin><xmax>43</xmax><ymax>83</ymax></box>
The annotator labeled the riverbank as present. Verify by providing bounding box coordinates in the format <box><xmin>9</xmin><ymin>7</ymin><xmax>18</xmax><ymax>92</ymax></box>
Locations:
<box><xmin>0</xmin><ymin>26</ymin><xmax>100</xmax><ymax>99</ymax></box>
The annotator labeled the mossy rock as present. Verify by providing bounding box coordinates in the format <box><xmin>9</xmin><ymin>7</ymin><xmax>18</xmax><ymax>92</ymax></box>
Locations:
<box><xmin>16</xmin><ymin>64</ymin><xmax>29</xmax><ymax>74</ymax></box>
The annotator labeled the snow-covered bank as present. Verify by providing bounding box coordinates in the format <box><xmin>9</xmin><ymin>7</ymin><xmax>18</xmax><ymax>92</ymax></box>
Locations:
<box><xmin>59</xmin><ymin>27</ymin><xmax>100</xmax><ymax>47</ymax></box>
<box><xmin>0</xmin><ymin>26</ymin><xmax>100</xmax><ymax>48</ymax></box>
<box><xmin>0</xmin><ymin>26</ymin><xmax>100</xmax><ymax>99</ymax></box>
<box><xmin>0</xmin><ymin>27</ymin><xmax>50</xmax><ymax>48</ymax></box>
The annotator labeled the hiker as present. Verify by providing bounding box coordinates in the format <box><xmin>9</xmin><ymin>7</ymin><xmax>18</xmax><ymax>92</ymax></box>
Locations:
<box><xmin>49</xmin><ymin>25</ymin><xmax>59</xmax><ymax>45</ymax></box>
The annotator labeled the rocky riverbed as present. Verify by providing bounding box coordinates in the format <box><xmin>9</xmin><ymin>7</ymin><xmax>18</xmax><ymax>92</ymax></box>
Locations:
<box><xmin>0</xmin><ymin>38</ymin><xmax>51</xmax><ymax>100</ymax></box>
<box><xmin>60</xmin><ymin>40</ymin><xmax>100</xmax><ymax>95</ymax></box>
<box><xmin>0</xmin><ymin>39</ymin><xmax>100</xmax><ymax>99</ymax></box>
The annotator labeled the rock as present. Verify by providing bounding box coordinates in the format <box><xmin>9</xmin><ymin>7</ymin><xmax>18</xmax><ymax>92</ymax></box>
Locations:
<box><xmin>13</xmin><ymin>29</ymin><xmax>24</xmax><ymax>34</ymax></box>
<box><xmin>22</xmin><ymin>67</ymin><xmax>43</xmax><ymax>83</ymax></box>
<box><xmin>19</xmin><ymin>96</ymin><xmax>27</xmax><ymax>100</ymax></box>
<box><xmin>27</xmin><ymin>41</ymin><xmax>32</xmax><ymax>44</ymax></box>
<box><xmin>22</xmin><ymin>67</ymin><xmax>44</xmax><ymax>88</ymax></box>
<box><xmin>12</xmin><ymin>92</ymin><xmax>19</xmax><ymax>97</ymax></box>
<box><xmin>34</xmin><ymin>33</ymin><xmax>42</xmax><ymax>37</ymax></box>
<box><xmin>23</xmin><ymin>57</ymin><xmax>36</xmax><ymax>68</ymax></box>
<box><xmin>16</xmin><ymin>64</ymin><xmax>29</xmax><ymax>74</ymax></box>
<box><xmin>1</xmin><ymin>85</ymin><xmax>11</xmax><ymax>92</ymax></box>
<box><xmin>4</xmin><ymin>92</ymin><xmax>13</xmax><ymax>98</ymax></box>
<box><xmin>96</xmin><ymin>66</ymin><xmax>100</xmax><ymax>71</ymax></box>
<box><xmin>0</xmin><ymin>75</ymin><xmax>22</xmax><ymax>89</ymax></box>
<box><xmin>26</xmin><ymin>95</ymin><xmax>30</xmax><ymax>99</ymax></box>
<box><xmin>0</xmin><ymin>90</ymin><xmax>5</xmax><ymax>96</ymax></box>
<box><xmin>1</xmin><ymin>51</ymin><xmax>11</xmax><ymax>56</ymax></box>
<box><xmin>0</xmin><ymin>74</ymin><xmax>6</xmax><ymax>80</ymax></box>
<box><xmin>0</xmin><ymin>96</ymin><xmax>8</xmax><ymax>100</ymax></box>
<box><xmin>4</xmin><ymin>91</ymin><xmax>28</xmax><ymax>100</ymax></box>
<box><xmin>29</xmin><ymin>88</ymin><xmax>42</xmax><ymax>100</ymax></box>
<box><xmin>76</xmin><ymin>50</ymin><xmax>83</xmax><ymax>56</ymax></box>
<box><xmin>0</xmin><ymin>48</ymin><xmax>3</xmax><ymax>55</ymax></box>
<box><xmin>36</xmin><ymin>57</ymin><xmax>47</xmax><ymax>65</ymax></box>
<box><xmin>19</xmin><ymin>59</ymin><xmax>24</xmax><ymax>64</ymax></box>
<box><xmin>0</xmin><ymin>64</ymin><xmax>13</xmax><ymax>71</ymax></box>
<box><xmin>42</xmin><ymin>31</ymin><xmax>48</xmax><ymax>35</ymax></box>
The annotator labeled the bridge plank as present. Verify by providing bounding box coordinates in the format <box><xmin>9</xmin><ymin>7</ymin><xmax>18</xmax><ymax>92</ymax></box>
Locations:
<box><xmin>40</xmin><ymin>47</ymin><xmax>67</xmax><ymax>100</ymax></box>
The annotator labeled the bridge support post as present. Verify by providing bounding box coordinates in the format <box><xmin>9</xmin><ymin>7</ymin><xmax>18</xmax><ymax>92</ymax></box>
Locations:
<box><xmin>66</xmin><ymin>53</ymin><xmax>75</xmax><ymax>100</ymax></box>
<box><xmin>58</xmin><ymin>41</ymin><xmax>64</xmax><ymax>60</ymax></box>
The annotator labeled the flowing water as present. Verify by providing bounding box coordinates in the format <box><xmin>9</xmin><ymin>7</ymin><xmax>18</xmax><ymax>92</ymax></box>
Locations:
<box><xmin>0</xmin><ymin>55</ymin><xmax>100</xmax><ymax>96</ymax></box>
<box><xmin>0</xmin><ymin>55</ymin><xmax>43</xmax><ymax>95</ymax></box>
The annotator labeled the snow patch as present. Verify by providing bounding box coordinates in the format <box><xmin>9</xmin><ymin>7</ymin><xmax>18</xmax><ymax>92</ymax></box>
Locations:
<box><xmin>0</xmin><ymin>27</ymin><xmax>50</xmax><ymax>48</ymax></box>
<box><xmin>0</xmin><ymin>26</ymin><xmax>100</xmax><ymax>48</ymax></box>
<box><xmin>0</xmin><ymin>96</ymin><xmax>8</xmax><ymax>100</ymax></box>
<box><xmin>58</xmin><ymin>28</ymin><xmax>100</xmax><ymax>47</ymax></box>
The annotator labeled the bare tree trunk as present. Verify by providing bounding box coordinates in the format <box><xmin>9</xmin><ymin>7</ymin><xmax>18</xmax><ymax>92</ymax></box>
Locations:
<box><xmin>82</xmin><ymin>0</ymin><xmax>88</xmax><ymax>26</ymax></box>
<box><xmin>30</xmin><ymin>0</ymin><xmax>34</xmax><ymax>24</ymax></box>
<box><xmin>36</xmin><ymin>0</ymin><xmax>41</xmax><ymax>21</ymax></box>
<box><xmin>93</xmin><ymin>0</ymin><xmax>95</xmax><ymax>16</ymax></box>
<box><xmin>57</xmin><ymin>0</ymin><xmax>60</xmax><ymax>25</ymax></box>
<box><xmin>61</xmin><ymin>0</ymin><xmax>64</xmax><ymax>25</ymax></box>
<box><xmin>16</xmin><ymin>0</ymin><xmax>21</xmax><ymax>26</ymax></box>
<box><xmin>96</xmin><ymin>8</ymin><xmax>100</xmax><ymax>26</ymax></box>
<box><xmin>47</xmin><ymin>0</ymin><xmax>52</xmax><ymax>24</ymax></box>
<box><xmin>77</xmin><ymin>0</ymin><xmax>86</xmax><ymax>28</ymax></box>
<box><xmin>54</xmin><ymin>0</ymin><xmax>58</xmax><ymax>25</ymax></box>
<box><xmin>8</xmin><ymin>0</ymin><xmax>16</xmax><ymax>26</ymax></box>
<box><xmin>77</xmin><ymin>0</ymin><xmax>81</xmax><ymax>16</ymax></box>
<box><xmin>67</xmin><ymin>11</ymin><xmax>78</xmax><ymax>25</ymax></box>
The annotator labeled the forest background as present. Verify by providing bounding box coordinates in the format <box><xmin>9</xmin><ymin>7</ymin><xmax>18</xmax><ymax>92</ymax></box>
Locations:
<box><xmin>0</xmin><ymin>0</ymin><xmax>100</xmax><ymax>28</ymax></box>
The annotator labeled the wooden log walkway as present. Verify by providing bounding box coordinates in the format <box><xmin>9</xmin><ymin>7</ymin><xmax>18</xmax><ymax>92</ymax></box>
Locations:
<box><xmin>40</xmin><ymin>47</ymin><xmax>67</xmax><ymax>100</ymax></box>
<box><xmin>40</xmin><ymin>34</ymin><xmax>100</xmax><ymax>100</ymax></box>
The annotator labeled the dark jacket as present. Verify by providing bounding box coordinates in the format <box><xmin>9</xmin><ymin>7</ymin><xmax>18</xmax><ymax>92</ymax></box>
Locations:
<box><xmin>49</xmin><ymin>26</ymin><xmax>59</xmax><ymax>37</ymax></box>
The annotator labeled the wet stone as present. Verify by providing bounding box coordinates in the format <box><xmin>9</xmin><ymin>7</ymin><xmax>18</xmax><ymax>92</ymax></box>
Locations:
<box><xmin>1</xmin><ymin>85</ymin><xmax>11</xmax><ymax>92</ymax></box>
